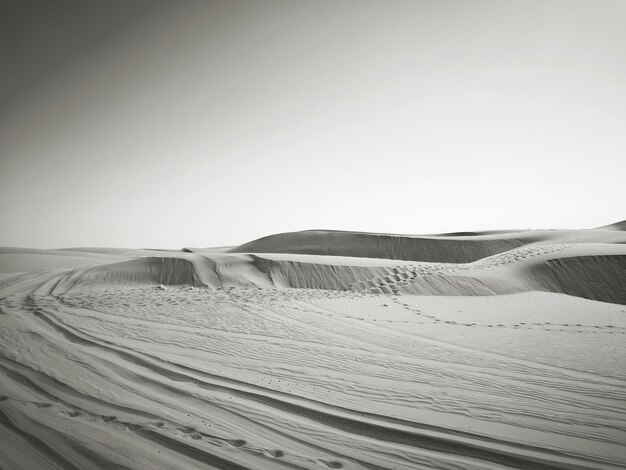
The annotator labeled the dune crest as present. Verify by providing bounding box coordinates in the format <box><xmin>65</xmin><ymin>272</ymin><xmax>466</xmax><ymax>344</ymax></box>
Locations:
<box><xmin>24</xmin><ymin>225</ymin><xmax>623</xmax><ymax>305</ymax></box>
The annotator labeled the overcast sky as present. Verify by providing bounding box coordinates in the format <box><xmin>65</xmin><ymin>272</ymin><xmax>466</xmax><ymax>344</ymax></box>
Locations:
<box><xmin>1</xmin><ymin>0</ymin><xmax>625</xmax><ymax>249</ymax></box>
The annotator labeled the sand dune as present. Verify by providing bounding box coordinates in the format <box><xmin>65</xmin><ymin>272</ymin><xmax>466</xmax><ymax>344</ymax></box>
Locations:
<box><xmin>596</xmin><ymin>219</ymin><xmax>626</xmax><ymax>231</ymax></box>
<box><xmin>37</xmin><ymin>228</ymin><xmax>626</xmax><ymax>304</ymax></box>
<box><xmin>228</xmin><ymin>227</ymin><xmax>626</xmax><ymax>263</ymax></box>
<box><xmin>229</xmin><ymin>229</ymin><xmax>531</xmax><ymax>262</ymax></box>
<box><xmin>526</xmin><ymin>254</ymin><xmax>626</xmax><ymax>304</ymax></box>
<box><xmin>1</xmin><ymin>223</ymin><xmax>625</xmax><ymax>469</ymax></box>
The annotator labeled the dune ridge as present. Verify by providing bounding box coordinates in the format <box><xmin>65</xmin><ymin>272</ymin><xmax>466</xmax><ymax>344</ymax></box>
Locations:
<box><xmin>29</xmin><ymin>228</ymin><xmax>626</xmax><ymax>305</ymax></box>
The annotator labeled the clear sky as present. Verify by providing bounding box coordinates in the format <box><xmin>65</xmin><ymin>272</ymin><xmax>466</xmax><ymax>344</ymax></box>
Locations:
<box><xmin>1</xmin><ymin>0</ymin><xmax>625</xmax><ymax>249</ymax></box>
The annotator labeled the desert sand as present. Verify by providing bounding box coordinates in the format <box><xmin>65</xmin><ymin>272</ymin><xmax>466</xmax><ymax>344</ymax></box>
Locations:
<box><xmin>1</xmin><ymin>223</ymin><xmax>625</xmax><ymax>469</ymax></box>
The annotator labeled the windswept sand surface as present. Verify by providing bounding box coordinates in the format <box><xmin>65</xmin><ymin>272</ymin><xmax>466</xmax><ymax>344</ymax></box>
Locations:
<box><xmin>1</xmin><ymin>225</ymin><xmax>626</xmax><ymax>469</ymax></box>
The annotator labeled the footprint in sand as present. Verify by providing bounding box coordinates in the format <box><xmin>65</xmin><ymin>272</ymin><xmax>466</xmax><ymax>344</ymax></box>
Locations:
<box><xmin>264</xmin><ymin>449</ymin><xmax>284</xmax><ymax>458</ymax></box>
<box><xmin>34</xmin><ymin>402</ymin><xmax>53</xmax><ymax>408</ymax></box>
<box><xmin>178</xmin><ymin>427</ymin><xmax>203</xmax><ymax>439</ymax></box>
<box><xmin>228</xmin><ymin>439</ymin><xmax>246</xmax><ymax>447</ymax></box>
<box><xmin>125</xmin><ymin>423</ymin><xmax>144</xmax><ymax>432</ymax></box>
<box><xmin>319</xmin><ymin>460</ymin><xmax>343</xmax><ymax>469</ymax></box>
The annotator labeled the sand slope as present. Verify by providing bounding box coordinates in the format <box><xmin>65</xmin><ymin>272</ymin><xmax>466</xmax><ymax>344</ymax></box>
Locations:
<box><xmin>0</xmin><ymin>223</ymin><xmax>625</xmax><ymax>469</ymax></box>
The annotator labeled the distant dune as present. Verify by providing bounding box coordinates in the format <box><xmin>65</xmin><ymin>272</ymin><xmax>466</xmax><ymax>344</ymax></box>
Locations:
<box><xmin>228</xmin><ymin>229</ymin><xmax>531</xmax><ymax>262</ymax></box>
<box><xmin>1</xmin><ymin>222</ymin><xmax>625</xmax><ymax>469</ymax></box>
<box><xmin>596</xmin><ymin>219</ymin><xmax>626</xmax><ymax>231</ymax></box>
<box><xmin>227</xmin><ymin>226</ymin><xmax>626</xmax><ymax>262</ymax></box>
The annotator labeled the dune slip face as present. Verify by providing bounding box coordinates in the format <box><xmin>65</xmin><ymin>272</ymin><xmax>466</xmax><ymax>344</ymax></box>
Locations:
<box><xmin>1</xmin><ymin>224</ymin><xmax>626</xmax><ymax>469</ymax></box>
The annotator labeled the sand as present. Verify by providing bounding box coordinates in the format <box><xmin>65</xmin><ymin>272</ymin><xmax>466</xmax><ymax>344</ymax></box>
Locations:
<box><xmin>0</xmin><ymin>223</ymin><xmax>625</xmax><ymax>469</ymax></box>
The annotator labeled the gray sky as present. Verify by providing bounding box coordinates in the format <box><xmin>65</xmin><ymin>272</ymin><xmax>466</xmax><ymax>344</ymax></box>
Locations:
<box><xmin>1</xmin><ymin>0</ymin><xmax>625</xmax><ymax>248</ymax></box>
